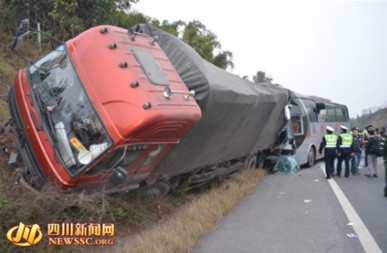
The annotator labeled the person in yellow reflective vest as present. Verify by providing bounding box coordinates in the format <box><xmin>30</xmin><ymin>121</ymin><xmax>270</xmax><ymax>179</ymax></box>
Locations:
<box><xmin>336</xmin><ymin>125</ymin><xmax>353</xmax><ymax>177</ymax></box>
<box><xmin>319</xmin><ymin>126</ymin><xmax>337</xmax><ymax>179</ymax></box>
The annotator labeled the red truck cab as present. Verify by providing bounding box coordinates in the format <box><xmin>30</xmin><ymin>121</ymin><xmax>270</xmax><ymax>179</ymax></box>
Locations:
<box><xmin>8</xmin><ymin>25</ymin><xmax>201</xmax><ymax>191</ymax></box>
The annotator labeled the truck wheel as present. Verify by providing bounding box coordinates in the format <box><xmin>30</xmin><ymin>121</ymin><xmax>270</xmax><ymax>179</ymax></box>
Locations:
<box><xmin>307</xmin><ymin>148</ymin><xmax>315</xmax><ymax>167</ymax></box>
<box><xmin>256</xmin><ymin>153</ymin><xmax>265</xmax><ymax>169</ymax></box>
<box><xmin>244</xmin><ymin>155</ymin><xmax>257</xmax><ymax>170</ymax></box>
<box><xmin>144</xmin><ymin>182</ymin><xmax>170</xmax><ymax>197</ymax></box>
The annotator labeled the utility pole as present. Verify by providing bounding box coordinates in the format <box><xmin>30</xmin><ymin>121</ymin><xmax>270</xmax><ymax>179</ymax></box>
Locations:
<box><xmin>37</xmin><ymin>22</ymin><xmax>41</xmax><ymax>51</ymax></box>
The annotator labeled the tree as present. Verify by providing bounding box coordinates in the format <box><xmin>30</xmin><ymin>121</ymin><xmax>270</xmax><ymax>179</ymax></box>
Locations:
<box><xmin>151</xmin><ymin>20</ymin><xmax>184</xmax><ymax>37</ymax></box>
<box><xmin>253</xmin><ymin>71</ymin><xmax>266</xmax><ymax>83</ymax></box>
<box><xmin>74</xmin><ymin>0</ymin><xmax>138</xmax><ymax>28</ymax></box>
<box><xmin>110</xmin><ymin>11</ymin><xmax>150</xmax><ymax>28</ymax></box>
<box><xmin>182</xmin><ymin>20</ymin><xmax>216</xmax><ymax>62</ymax></box>
<box><xmin>48</xmin><ymin>0</ymin><xmax>82</xmax><ymax>40</ymax></box>
<box><xmin>213</xmin><ymin>50</ymin><xmax>234</xmax><ymax>70</ymax></box>
<box><xmin>1</xmin><ymin>0</ymin><xmax>139</xmax><ymax>40</ymax></box>
<box><xmin>1</xmin><ymin>0</ymin><xmax>54</xmax><ymax>33</ymax></box>
<box><xmin>150</xmin><ymin>19</ymin><xmax>234</xmax><ymax>70</ymax></box>
<box><xmin>0</xmin><ymin>1</ymin><xmax>234</xmax><ymax>70</ymax></box>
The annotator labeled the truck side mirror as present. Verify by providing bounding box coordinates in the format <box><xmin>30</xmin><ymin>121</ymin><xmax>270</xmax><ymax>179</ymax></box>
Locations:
<box><xmin>17</xmin><ymin>19</ymin><xmax>30</xmax><ymax>35</ymax></box>
<box><xmin>109</xmin><ymin>166</ymin><xmax>127</xmax><ymax>186</ymax></box>
<box><xmin>284</xmin><ymin>105</ymin><xmax>291</xmax><ymax>121</ymax></box>
<box><xmin>11</xmin><ymin>19</ymin><xmax>30</xmax><ymax>51</ymax></box>
<box><xmin>11</xmin><ymin>18</ymin><xmax>63</xmax><ymax>62</ymax></box>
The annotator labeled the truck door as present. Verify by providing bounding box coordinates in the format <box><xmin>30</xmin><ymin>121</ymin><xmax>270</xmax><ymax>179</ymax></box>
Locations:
<box><xmin>73</xmin><ymin>144</ymin><xmax>169</xmax><ymax>191</ymax></box>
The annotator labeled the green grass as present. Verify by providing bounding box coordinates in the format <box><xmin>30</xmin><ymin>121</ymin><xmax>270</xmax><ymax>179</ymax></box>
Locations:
<box><xmin>0</xmin><ymin>181</ymin><xmax>179</xmax><ymax>252</ymax></box>
<box><xmin>0</xmin><ymin>100</ymin><xmax>10</xmax><ymax>120</ymax></box>
<box><xmin>0</xmin><ymin>61</ymin><xmax>15</xmax><ymax>80</ymax></box>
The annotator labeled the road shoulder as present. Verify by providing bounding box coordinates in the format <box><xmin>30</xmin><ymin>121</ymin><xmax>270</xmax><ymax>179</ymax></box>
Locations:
<box><xmin>191</xmin><ymin>163</ymin><xmax>364</xmax><ymax>253</ymax></box>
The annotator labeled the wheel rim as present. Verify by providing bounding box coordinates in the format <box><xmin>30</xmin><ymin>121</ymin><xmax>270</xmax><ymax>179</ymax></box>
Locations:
<box><xmin>245</xmin><ymin>156</ymin><xmax>257</xmax><ymax>170</ymax></box>
<box><xmin>145</xmin><ymin>182</ymin><xmax>170</xmax><ymax>197</ymax></box>
<box><xmin>257</xmin><ymin>153</ymin><xmax>265</xmax><ymax>169</ymax></box>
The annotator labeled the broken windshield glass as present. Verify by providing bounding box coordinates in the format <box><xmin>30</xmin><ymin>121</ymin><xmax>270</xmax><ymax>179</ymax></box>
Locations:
<box><xmin>28</xmin><ymin>45</ymin><xmax>112</xmax><ymax>176</ymax></box>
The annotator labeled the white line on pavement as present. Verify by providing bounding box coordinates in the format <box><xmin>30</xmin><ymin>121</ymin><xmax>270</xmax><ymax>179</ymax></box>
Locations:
<box><xmin>320</xmin><ymin>165</ymin><xmax>382</xmax><ymax>253</ymax></box>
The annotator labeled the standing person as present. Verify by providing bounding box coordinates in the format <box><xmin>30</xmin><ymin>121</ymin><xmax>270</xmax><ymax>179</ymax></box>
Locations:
<box><xmin>336</xmin><ymin>125</ymin><xmax>353</xmax><ymax>177</ymax></box>
<box><xmin>383</xmin><ymin>133</ymin><xmax>387</xmax><ymax>197</ymax></box>
<box><xmin>363</xmin><ymin>125</ymin><xmax>373</xmax><ymax>167</ymax></box>
<box><xmin>380</xmin><ymin>127</ymin><xmax>386</xmax><ymax>138</ymax></box>
<box><xmin>365</xmin><ymin>129</ymin><xmax>380</xmax><ymax>178</ymax></box>
<box><xmin>351</xmin><ymin>127</ymin><xmax>363</xmax><ymax>176</ymax></box>
<box><xmin>380</xmin><ymin>127</ymin><xmax>386</xmax><ymax>152</ymax></box>
<box><xmin>319</xmin><ymin>126</ymin><xmax>337</xmax><ymax>179</ymax></box>
<box><xmin>362</xmin><ymin>125</ymin><xmax>372</xmax><ymax>139</ymax></box>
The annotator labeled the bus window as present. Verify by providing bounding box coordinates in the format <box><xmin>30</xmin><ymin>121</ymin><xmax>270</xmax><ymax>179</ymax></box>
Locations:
<box><xmin>335</xmin><ymin>108</ymin><xmax>344</xmax><ymax>121</ymax></box>
<box><xmin>300</xmin><ymin>99</ymin><xmax>317</xmax><ymax>122</ymax></box>
<box><xmin>327</xmin><ymin>106</ymin><xmax>336</xmax><ymax>122</ymax></box>
<box><xmin>318</xmin><ymin>109</ymin><xmax>326</xmax><ymax>122</ymax></box>
<box><xmin>291</xmin><ymin>116</ymin><xmax>303</xmax><ymax>135</ymax></box>
<box><xmin>343</xmin><ymin>107</ymin><xmax>349</xmax><ymax>121</ymax></box>
<box><xmin>338</xmin><ymin>106</ymin><xmax>349</xmax><ymax>121</ymax></box>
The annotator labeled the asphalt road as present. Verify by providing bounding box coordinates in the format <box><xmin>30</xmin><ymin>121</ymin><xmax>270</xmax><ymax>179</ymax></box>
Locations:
<box><xmin>191</xmin><ymin>159</ymin><xmax>386</xmax><ymax>253</ymax></box>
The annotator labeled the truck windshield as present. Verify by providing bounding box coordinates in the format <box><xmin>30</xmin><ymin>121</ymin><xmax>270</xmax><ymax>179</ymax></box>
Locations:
<box><xmin>28</xmin><ymin>45</ymin><xmax>112</xmax><ymax>176</ymax></box>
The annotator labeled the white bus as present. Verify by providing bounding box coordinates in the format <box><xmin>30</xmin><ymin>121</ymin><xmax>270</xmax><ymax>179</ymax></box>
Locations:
<box><xmin>289</xmin><ymin>93</ymin><xmax>350</xmax><ymax>167</ymax></box>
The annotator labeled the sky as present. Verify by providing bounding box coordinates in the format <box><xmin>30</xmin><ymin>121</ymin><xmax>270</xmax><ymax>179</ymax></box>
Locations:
<box><xmin>133</xmin><ymin>0</ymin><xmax>387</xmax><ymax>118</ymax></box>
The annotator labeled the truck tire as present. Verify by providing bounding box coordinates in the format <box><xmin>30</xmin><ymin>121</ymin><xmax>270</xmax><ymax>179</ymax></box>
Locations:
<box><xmin>144</xmin><ymin>182</ymin><xmax>170</xmax><ymax>197</ymax></box>
<box><xmin>256</xmin><ymin>153</ymin><xmax>265</xmax><ymax>169</ymax></box>
<box><xmin>244</xmin><ymin>155</ymin><xmax>257</xmax><ymax>170</ymax></box>
<box><xmin>307</xmin><ymin>148</ymin><xmax>315</xmax><ymax>167</ymax></box>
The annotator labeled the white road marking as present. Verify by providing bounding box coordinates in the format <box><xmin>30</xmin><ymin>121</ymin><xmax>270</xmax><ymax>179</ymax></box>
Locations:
<box><xmin>320</xmin><ymin>165</ymin><xmax>382</xmax><ymax>253</ymax></box>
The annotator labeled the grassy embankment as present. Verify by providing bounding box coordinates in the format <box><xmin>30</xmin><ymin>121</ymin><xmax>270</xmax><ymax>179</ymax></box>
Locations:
<box><xmin>117</xmin><ymin>169</ymin><xmax>267</xmax><ymax>253</ymax></box>
<box><xmin>0</xmin><ymin>159</ymin><xmax>266</xmax><ymax>252</ymax></box>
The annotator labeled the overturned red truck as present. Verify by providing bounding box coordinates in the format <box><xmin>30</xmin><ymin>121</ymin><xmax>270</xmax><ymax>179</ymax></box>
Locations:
<box><xmin>7</xmin><ymin>23</ymin><xmax>292</xmax><ymax>194</ymax></box>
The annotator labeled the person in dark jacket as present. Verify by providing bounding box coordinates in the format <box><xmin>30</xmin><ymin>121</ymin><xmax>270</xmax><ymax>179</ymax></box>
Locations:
<box><xmin>365</xmin><ymin>129</ymin><xmax>380</xmax><ymax>178</ymax></box>
<box><xmin>351</xmin><ymin>127</ymin><xmax>363</xmax><ymax>176</ymax></box>
<box><xmin>363</xmin><ymin>125</ymin><xmax>373</xmax><ymax>167</ymax></box>
<box><xmin>336</xmin><ymin>125</ymin><xmax>353</xmax><ymax>177</ymax></box>
<box><xmin>319</xmin><ymin>126</ymin><xmax>337</xmax><ymax>179</ymax></box>
<box><xmin>383</xmin><ymin>132</ymin><xmax>387</xmax><ymax>197</ymax></box>
<box><xmin>380</xmin><ymin>127</ymin><xmax>386</xmax><ymax>138</ymax></box>
<box><xmin>381</xmin><ymin>127</ymin><xmax>386</xmax><ymax>158</ymax></box>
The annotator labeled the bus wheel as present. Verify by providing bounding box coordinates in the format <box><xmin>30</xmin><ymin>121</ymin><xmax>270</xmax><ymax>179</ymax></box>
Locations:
<box><xmin>307</xmin><ymin>148</ymin><xmax>315</xmax><ymax>167</ymax></box>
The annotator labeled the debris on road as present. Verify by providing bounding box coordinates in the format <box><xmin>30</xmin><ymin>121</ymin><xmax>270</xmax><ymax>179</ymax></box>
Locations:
<box><xmin>346</xmin><ymin>233</ymin><xmax>358</xmax><ymax>238</ymax></box>
<box><xmin>272</xmin><ymin>155</ymin><xmax>300</xmax><ymax>175</ymax></box>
